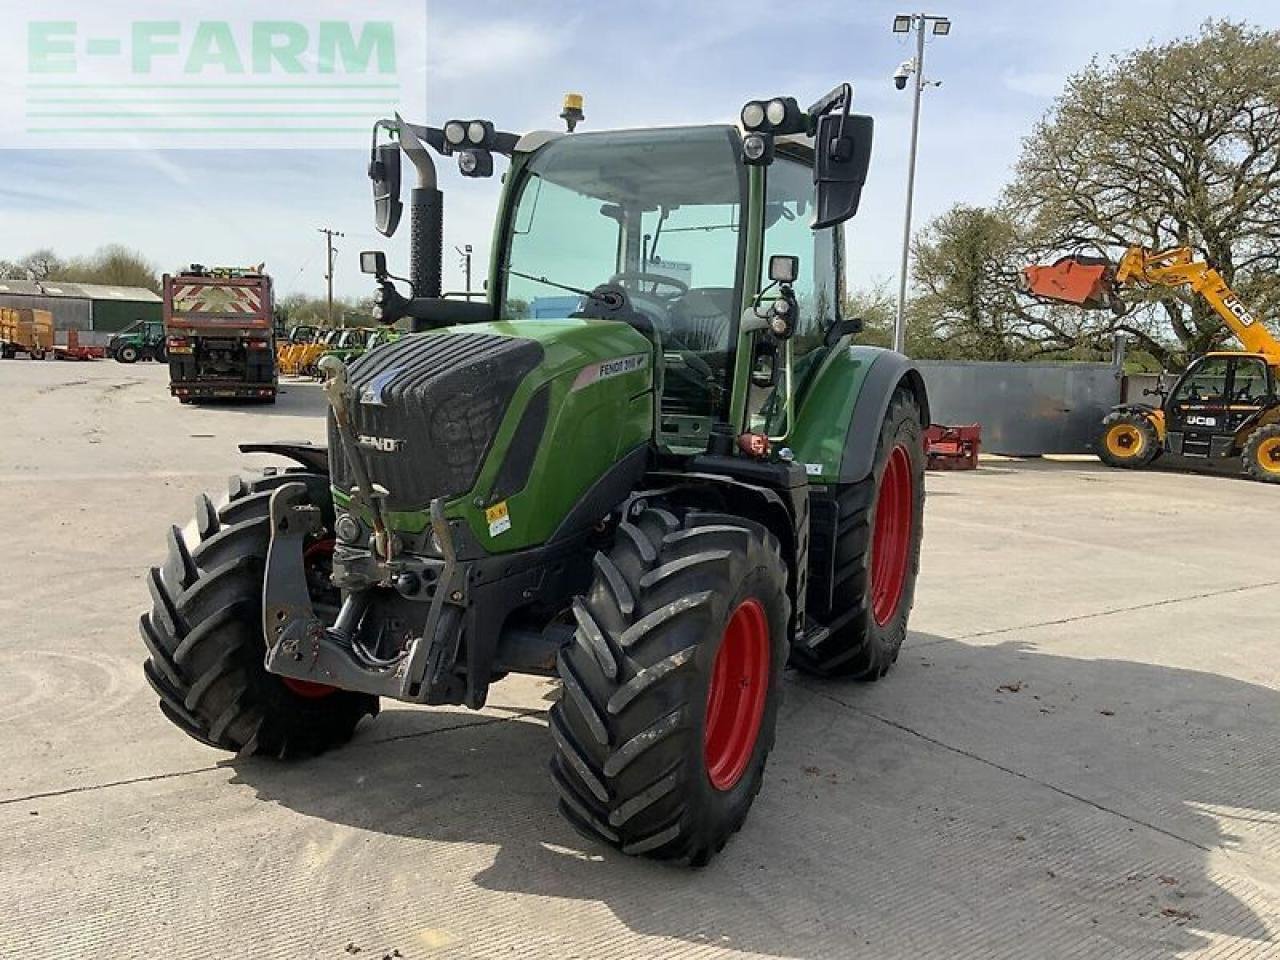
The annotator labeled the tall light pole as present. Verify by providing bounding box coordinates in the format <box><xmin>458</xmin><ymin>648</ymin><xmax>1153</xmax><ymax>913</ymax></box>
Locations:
<box><xmin>892</xmin><ymin>12</ymin><xmax>950</xmax><ymax>354</ymax></box>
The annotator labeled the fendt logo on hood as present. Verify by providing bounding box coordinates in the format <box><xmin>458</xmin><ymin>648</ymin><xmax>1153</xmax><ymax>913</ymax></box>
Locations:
<box><xmin>357</xmin><ymin>434</ymin><xmax>403</xmax><ymax>453</ymax></box>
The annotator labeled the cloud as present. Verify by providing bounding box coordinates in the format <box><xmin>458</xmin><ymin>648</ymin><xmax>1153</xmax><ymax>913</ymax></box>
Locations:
<box><xmin>428</xmin><ymin>20</ymin><xmax>570</xmax><ymax>82</ymax></box>
<box><xmin>1001</xmin><ymin>68</ymin><xmax>1066</xmax><ymax>99</ymax></box>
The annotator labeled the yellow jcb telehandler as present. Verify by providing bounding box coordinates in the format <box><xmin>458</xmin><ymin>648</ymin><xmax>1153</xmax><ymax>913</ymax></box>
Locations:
<box><xmin>1022</xmin><ymin>246</ymin><xmax>1280</xmax><ymax>482</ymax></box>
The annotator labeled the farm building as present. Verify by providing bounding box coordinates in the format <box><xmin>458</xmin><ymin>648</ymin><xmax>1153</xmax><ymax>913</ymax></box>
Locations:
<box><xmin>0</xmin><ymin>279</ymin><xmax>161</xmax><ymax>344</ymax></box>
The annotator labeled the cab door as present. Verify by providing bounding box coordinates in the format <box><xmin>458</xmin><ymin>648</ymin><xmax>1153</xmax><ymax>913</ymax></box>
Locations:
<box><xmin>1166</xmin><ymin>356</ymin><xmax>1232</xmax><ymax>458</ymax></box>
<box><xmin>1223</xmin><ymin>356</ymin><xmax>1275</xmax><ymax>443</ymax></box>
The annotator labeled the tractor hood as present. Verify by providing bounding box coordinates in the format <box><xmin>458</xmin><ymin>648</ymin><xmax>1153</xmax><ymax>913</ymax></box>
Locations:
<box><xmin>328</xmin><ymin>319</ymin><xmax>655</xmax><ymax>552</ymax></box>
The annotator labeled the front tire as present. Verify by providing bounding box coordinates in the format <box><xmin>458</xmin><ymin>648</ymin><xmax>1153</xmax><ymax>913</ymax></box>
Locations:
<box><xmin>117</xmin><ymin>345</ymin><xmax>139</xmax><ymax>364</ymax></box>
<box><xmin>1097</xmin><ymin>410</ymin><xmax>1160</xmax><ymax>468</ymax></box>
<box><xmin>1243</xmin><ymin>423</ymin><xmax>1280</xmax><ymax>483</ymax></box>
<box><xmin>140</xmin><ymin>471</ymin><xmax>378</xmax><ymax>756</ymax></box>
<box><xmin>551</xmin><ymin>508</ymin><xmax>790</xmax><ymax>865</ymax></box>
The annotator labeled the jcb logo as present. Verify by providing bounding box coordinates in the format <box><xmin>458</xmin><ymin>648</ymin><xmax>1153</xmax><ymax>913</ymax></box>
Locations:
<box><xmin>1187</xmin><ymin>415</ymin><xmax>1217</xmax><ymax>427</ymax></box>
<box><xmin>1223</xmin><ymin>296</ymin><xmax>1256</xmax><ymax>327</ymax></box>
<box><xmin>358</xmin><ymin>434</ymin><xmax>403</xmax><ymax>452</ymax></box>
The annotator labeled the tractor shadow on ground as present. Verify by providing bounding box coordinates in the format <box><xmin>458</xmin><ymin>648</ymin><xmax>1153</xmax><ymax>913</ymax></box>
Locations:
<box><xmin>227</xmin><ymin>635</ymin><xmax>1279</xmax><ymax>959</ymax></box>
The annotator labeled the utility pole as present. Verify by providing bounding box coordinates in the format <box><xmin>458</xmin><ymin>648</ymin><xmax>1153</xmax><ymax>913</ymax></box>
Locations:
<box><xmin>317</xmin><ymin>227</ymin><xmax>345</xmax><ymax>326</ymax></box>
<box><xmin>891</xmin><ymin>12</ymin><xmax>950</xmax><ymax>355</ymax></box>
<box><xmin>456</xmin><ymin>244</ymin><xmax>473</xmax><ymax>300</ymax></box>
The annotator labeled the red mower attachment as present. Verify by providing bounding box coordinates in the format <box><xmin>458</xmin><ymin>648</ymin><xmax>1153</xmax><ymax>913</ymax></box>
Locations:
<box><xmin>1019</xmin><ymin>255</ymin><xmax>1119</xmax><ymax>311</ymax></box>
<box><xmin>924</xmin><ymin>424</ymin><xmax>981</xmax><ymax>471</ymax></box>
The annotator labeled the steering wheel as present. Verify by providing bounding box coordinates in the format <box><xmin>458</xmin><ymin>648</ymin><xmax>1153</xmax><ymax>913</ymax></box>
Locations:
<box><xmin>609</xmin><ymin>271</ymin><xmax>689</xmax><ymax>298</ymax></box>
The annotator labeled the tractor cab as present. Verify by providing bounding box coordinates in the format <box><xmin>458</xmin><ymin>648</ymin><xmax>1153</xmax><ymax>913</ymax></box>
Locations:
<box><xmin>362</xmin><ymin>89</ymin><xmax>872</xmax><ymax>455</ymax></box>
<box><xmin>496</xmin><ymin>124</ymin><xmax>846</xmax><ymax>452</ymax></box>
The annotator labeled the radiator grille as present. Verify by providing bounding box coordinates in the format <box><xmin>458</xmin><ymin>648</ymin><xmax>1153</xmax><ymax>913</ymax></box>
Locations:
<box><xmin>327</xmin><ymin>332</ymin><xmax>544</xmax><ymax>512</ymax></box>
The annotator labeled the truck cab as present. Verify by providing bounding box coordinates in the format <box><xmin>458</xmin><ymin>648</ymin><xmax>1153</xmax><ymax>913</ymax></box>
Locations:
<box><xmin>163</xmin><ymin>266</ymin><xmax>278</xmax><ymax>403</ymax></box>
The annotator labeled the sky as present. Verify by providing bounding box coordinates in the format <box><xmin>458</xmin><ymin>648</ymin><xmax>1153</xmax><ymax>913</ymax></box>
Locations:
<box><xmin>0</xmin><ymin>0</ymin><xmax>1276</xmax><ymax>303</ymax></box>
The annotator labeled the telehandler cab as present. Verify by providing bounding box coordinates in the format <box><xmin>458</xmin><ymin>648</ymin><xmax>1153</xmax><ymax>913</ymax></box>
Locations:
<box><xmin>140</xmin><ymin>88</ymin><xmax>931</xmax><ymax>865</ymax></box>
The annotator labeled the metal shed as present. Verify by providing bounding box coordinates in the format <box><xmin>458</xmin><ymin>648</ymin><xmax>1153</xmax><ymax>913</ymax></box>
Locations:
<box><xmin>0</xmin><ymin>280</ymin><xmax>161</xmax><ymax>343</ymax></box>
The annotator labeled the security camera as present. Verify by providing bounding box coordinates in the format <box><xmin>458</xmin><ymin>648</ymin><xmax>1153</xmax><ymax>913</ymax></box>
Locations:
<box><xmin>893</xmin><ymin>60</ymin><xmax>914</xmax><ymax>90</ymax></box>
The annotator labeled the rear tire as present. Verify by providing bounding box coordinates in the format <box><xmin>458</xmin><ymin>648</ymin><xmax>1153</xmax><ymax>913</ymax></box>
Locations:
<box><xmin>139</xmin><ymin>471</ymin><xmax>378</xmax><ymax>757</ymax></box>
<box><xmin>1097</xmin><ymin>411</ymin><xmax>1160</xmax><ymax>468</ymax></box>
<box><xmin>792</xmin><ymin>386</ymin><xmax>925</xmax><ymax>680</ymax></box>
<box><xmin>1243</xmin><ymin>423</ymin><xmax>1280</xmax><ymax>483</ymax></box>
<box><xmin>551</xmin><ymin>508</ymin><xmax>790</xmax><ymax>865</ymax></box>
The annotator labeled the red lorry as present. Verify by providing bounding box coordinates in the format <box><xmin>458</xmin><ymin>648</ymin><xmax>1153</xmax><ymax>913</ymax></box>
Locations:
<box><xmin>163</xmin><ymin>266</ymin><xmax>278</xmax><ymax>403</ymax></box>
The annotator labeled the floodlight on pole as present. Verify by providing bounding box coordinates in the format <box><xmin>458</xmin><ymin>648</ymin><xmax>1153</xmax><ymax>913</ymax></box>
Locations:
<box><xmin>891</xmin><ymin>12</ymin><xmax>950</xmax><ymax>355</ymax></box>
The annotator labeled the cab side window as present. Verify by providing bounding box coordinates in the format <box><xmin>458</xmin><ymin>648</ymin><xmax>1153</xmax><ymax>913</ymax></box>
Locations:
<box><xmin>1231</xmin><ymin>358</ymin><xmax>1270</xmax><ymax>404</ymax></box>
<box><xmin>763</xmin><ymin>158</ymin><xmax>839</xmax><ymax>363</ymax></box>
<box><xmin>1174</xmin><ymin>357</ymin><xmax>1230</xmax><ymax>402</ymax></box>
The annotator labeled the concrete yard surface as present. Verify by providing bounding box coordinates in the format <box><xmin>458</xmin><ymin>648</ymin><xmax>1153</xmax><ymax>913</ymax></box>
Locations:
<box><xmin>1</xmin><ymin>360</ymin><xmax>1277</xmax><ymax>959</ymax></box>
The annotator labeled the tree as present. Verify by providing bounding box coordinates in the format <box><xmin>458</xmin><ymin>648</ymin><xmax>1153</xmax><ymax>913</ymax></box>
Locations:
<box><xmin>276</xmin><ymin>292</ymin><xmax>375</xmax><ymax>327</ymax></box>
<box><xmin>0</xmin><ymin>249</ymin><xmax>66</xmax><ymax>282</ymax></box>
<box><xmin>0</xmin><ymin>245</ymin><xmax>160</xmax><ymax>292</ymax></box>
<box><xmin>847</xmin><ymin>283</ymin><xmax>944</xmax><ymax>356</ymax></box>
<box><xmin>63</xmin><ymin>244</ymin><xmax>161</xmax><ymax>292</ymax></box>
<box><xmin>1007</xmin><ymin>20</ymin><xmax>1280</xmax><ymax>362</ymax></box>
<box><xmin>910</xmin><ymin>204</ymin><xmax>1125</xmax><ymax>361</ymax></box>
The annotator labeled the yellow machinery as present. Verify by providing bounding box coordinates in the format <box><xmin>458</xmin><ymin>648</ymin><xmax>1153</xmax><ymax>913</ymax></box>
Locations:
<box><xmin>279</xmin><ymin>327</ymin><xmax>337</xmax><ymax>376</ymax></box>
<box><xmin>1023</xmin><ymin>245</ymin><xmax>1280</xmax><ymax>482</ymax></box>
<box><xmin>0</xmin><ymin>308</ymin><xmax>55</xmax><ymax>359</ymax></box>
<box><xmin>276</xmin><ymin>325</ymin><xmax>320</xmax><ymax>374</ymax></box>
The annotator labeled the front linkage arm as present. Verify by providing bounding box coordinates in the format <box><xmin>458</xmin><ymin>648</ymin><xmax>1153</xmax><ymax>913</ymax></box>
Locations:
<box><xmin>260</xmin><ymin>358</ymin><xmax>469</xmax><ymax>703</ymax></box>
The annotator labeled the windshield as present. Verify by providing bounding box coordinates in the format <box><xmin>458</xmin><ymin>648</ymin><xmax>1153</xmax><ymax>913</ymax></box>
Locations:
<box><xmin>502</xmin><ymin>125</ymin><xmax>746</xmax><ymax>417</ymax></box>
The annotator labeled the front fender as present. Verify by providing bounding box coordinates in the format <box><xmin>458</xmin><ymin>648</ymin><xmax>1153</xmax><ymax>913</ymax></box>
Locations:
<box><xmin>1110</xmin><ymin>404</ymin><xmax>1167</xmax><ymax>441</ymax></box>
<box><xmin>788</xmin><ymin>345</ymin><xmax>930</xmax><ymax>484</ymax></box>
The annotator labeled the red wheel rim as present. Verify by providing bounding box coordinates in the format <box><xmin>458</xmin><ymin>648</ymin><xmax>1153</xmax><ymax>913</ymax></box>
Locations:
<box><xmin>281</xmin><ymin>539</ymin><xmax>340</xmax><ymax>700</ymax></box>
<box><xmin>870</xmin><ymin>444</ymin><xmax>914</xmax><ymax>627</ymax></box>
<box><xmin>704</xmin><ymin>598</ymin><xmax>770</xmax><ymax>791</ymax></box>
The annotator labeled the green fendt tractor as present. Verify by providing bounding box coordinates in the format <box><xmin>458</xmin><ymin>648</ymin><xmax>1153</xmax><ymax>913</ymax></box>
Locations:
<box><xmin>140</xmin><ymin>87</ymin><xmax>929</xmax><ymax>865</ymax></box>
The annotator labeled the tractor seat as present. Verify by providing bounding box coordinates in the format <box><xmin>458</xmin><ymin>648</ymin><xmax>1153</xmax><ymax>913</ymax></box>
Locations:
<box><xmin>668</xmin><ymin>288</ymin><xmax>734</xmax><ymax>353</ymax></box>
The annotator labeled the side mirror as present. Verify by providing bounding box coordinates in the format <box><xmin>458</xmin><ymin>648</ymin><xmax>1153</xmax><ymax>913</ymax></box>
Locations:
<box><xmin>360</xmin><ymin>250</ymin><xmax>387</xmax><ymax>277</ymax></box>
<box><xmin>369</xmin><ymin>142</ymin><xmax>403</xmax><ymax>237</ymax></box>
<box><xmin>768</xmin><ymin>254</ymin><xmax>799</xmax><ymax>284</ymax></box>
<box><xmin>813</xmin><ymin>113</ymin><xmax>873</xmax><ymax>229</ymax></box>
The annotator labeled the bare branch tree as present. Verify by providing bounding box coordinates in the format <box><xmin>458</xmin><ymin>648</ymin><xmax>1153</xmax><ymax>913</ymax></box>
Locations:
<box><xmin>1005</xmin><ymin>19</ymin><xmax>1280</xmax><ymax>361</ymax></box>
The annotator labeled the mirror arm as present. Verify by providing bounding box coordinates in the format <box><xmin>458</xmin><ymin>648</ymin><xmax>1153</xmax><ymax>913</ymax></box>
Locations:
<box><xmin>806</xmin><ymin>82</ymin><xmax>852</xmax><ymax>135</ymax></box>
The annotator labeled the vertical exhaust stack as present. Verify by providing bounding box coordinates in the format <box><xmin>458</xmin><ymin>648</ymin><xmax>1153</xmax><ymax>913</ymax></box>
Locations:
<box><xmin>398</xmin><ymin>119</ymin><xmax>444</xmax><ymax>299</ymax></box>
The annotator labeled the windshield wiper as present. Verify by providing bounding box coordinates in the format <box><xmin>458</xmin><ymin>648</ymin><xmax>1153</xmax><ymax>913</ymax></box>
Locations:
<box><xmin>507</xmin><ymin>269</ymin><xmax>605</xmax><ymax>302</ymax></box>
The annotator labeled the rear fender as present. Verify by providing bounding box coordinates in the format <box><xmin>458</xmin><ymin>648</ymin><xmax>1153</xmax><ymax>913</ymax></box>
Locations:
<box><xmin>788</xmin><ymin>346</ymin><xmax>930</xmax><ymax>484</ymax></box>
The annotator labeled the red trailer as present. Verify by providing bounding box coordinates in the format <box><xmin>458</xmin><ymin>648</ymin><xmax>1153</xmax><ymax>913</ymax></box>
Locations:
<box><xmin>54</xmin><ymin>329</ymin><xmax>106</xmax><ymax>361</ymax></box>
<box><xmin>163</xmin><ymin>266</ymin><xmax>278</xmax><ymax>403</ymax></box>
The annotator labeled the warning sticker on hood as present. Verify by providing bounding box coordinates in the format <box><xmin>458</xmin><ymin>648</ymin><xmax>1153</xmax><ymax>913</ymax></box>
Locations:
<box><xmin>571</xmin><ymin>353</ymin><xmax>649</xmax><ymax>391</ymax></box>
